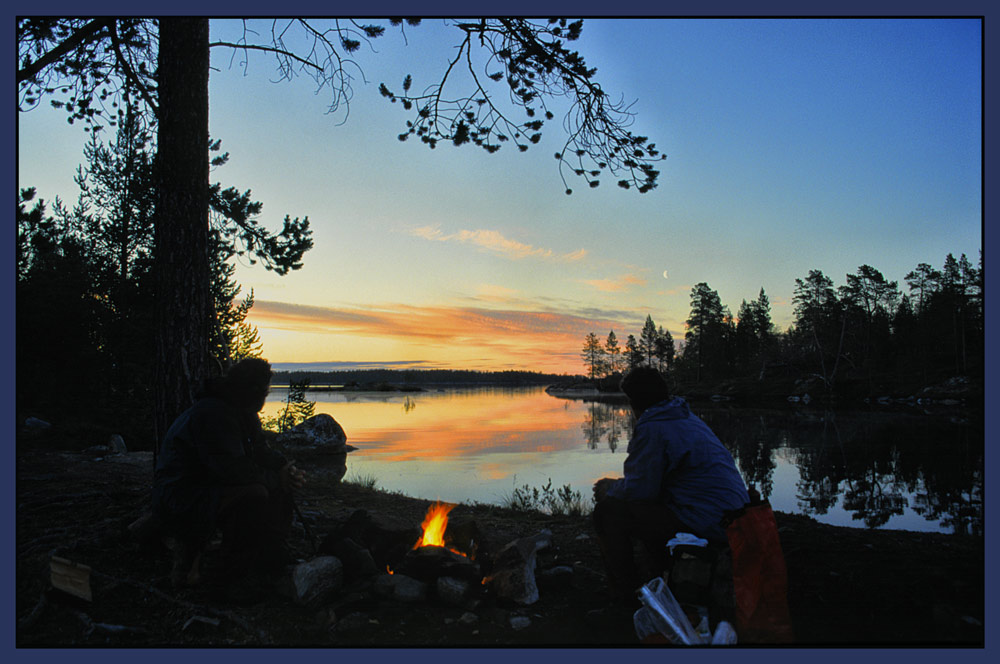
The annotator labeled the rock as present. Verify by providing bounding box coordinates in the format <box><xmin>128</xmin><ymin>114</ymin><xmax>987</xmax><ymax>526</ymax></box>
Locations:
<box><xmin>277</xmin><ymin>414</ymin><xmax>352</xmax><ymax>451</ymax></box>
<box><xmin>372</xmin><ymin>572</ymin><xmax>428</xmax><ymax>603</ymax></box>
<box><xmin>436</xmin><ymin>576</ymin><xmax>470</xmax><ymax>606</ymax></box>
<box><xmin>24</xmin><ymin>417</ymin><xmax>51</xmax><ymax>431</ymax></box>
<box><xmin>458</xmin><ymin>612</ymin><xmax>479</xmax><ymax>625</ymax></box>
<box><xmin>320</xmin><ymin>509</ymin><xmax>420</xmax><ymax>571</ymax></box>
<box><xmin>372</xmin><ymin>573</ymin><xmax>397</xmax><ymax>599</ymax></box>
<box><xmin>509</xmin><ymin>615</ymin><xmax>532</xmax><ymax>631</ymax></box>
<box><xmin>392</xmin><ymin>574</ymin><xmax>428</xmax><ymax>603</ymax></box>
<box><xmin>274</xmin><ymin>414</ymin><xmax>356</xmax><ymax>483</ymax></box>
<box><xmin>286</xmin><ymin>556</ymin><xmax>344</xmax><ymax>606</ymax></box>
<box><xmin>326</xmin><ymin>537</ymin><xmax>378</xmax><ymax>580</ymax></box>
<box><xmin>536</xmin><ymin>565</ymin><xmax>574</xmax><ymax>591</ymax></box>
<box><xmin>487</xmin><ymin>535</ymin><xmax>545</xmax><ymax>606</ymax></box>
<box><xmin>108</xmin><ymin>434</ymin><xmax>127</xmax><ymax>455</ymax></box>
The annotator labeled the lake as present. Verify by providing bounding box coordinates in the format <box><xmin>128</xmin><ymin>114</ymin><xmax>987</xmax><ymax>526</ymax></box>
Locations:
<box><xmin>262</xmin><ymin>386</ymin><xmax>982</xmax><ymax>535</ymax></box>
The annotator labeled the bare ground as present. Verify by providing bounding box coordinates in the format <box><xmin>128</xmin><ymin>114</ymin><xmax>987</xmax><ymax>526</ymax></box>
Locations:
<box><xmin>15</xmin><ymin>443</ymin><xmax>984</xmax><ymax>649</ymax></box>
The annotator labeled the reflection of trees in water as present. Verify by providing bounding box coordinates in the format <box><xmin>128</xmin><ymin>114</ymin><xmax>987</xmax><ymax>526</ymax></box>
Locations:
<box><xmin>580</xmin><ymin>401</ymin><xmax>633</xmax><ymax>452</ymax></box>
<box><xmin>573</xmin><ymin>400</ymin><xmax>982</xmax><ymax>534</ymax></box>
<box><xmin>744</xmin><ymin>408</ymin><xmax>981</xmax><ymax>533</ymax></box>
<box><xmin>699</xmin><ymin>410</ymin><xmax>781</xmax><ymax>500</ymax></box>
<box><xmin>904</xmin><ymin>423</ymin><xmax>984</xmax><ymax>536</ymax></box>
<box><xmin>820</xmin><ymin>412</ymin><xmax>982</xmax><ymax>533</ymax></box>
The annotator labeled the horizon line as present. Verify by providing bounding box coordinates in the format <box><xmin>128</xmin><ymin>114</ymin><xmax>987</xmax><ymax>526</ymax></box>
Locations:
<box><xmin>269</xmin><ymin>361</ymin><xmax>580</xmax><ymax>375</ymax></box>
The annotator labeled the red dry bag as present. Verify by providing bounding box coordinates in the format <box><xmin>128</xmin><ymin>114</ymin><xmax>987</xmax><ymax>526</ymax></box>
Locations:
<box><xmin>725</xmin><ymin>496</ymin><xmax>795</xmax><ymax>644</ymax></box>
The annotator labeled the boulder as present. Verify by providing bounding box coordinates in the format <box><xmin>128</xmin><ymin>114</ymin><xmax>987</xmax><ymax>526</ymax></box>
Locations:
<box><xmin>373</xmin><ymin>573</ymin><xmax>428</xmax><ymax>603</ymax></box>
<box><xmin>283</xmin><ymin>556</ymin><xmax>344</xmax><ymax>606</ymax></box>
<box><xmin>276</xmin><ymin>414</ymin><xmax>356</xmax><ymax>483</ymax></box>
<box><xmin>277</xmin><ymin>414</ymin><xmax>353</xmax><ymax>451</ymax></box>
<box><xmin>24</xmin><ymin>417</ymin><xmax>51</xmax><ymax>431</ymax></box>
<box><xmin>486</xmin><ymin>534</ymin><xmax>549</xmax><ymax>606</ymax></box>
<box><xmin>108</xmin><ymin>434</ymin><xmax>127</xmax><ymax>455</ymax></box>
<box><xmin>436</xmin><ymin>576</ymin><xmax>471</xmax><ymax>606</ymax></box>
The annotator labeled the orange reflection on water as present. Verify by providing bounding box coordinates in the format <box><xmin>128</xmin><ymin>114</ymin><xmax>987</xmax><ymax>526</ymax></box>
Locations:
<box><xmin>262</xmin><ymin>388</ymin><xmax>584</xmax><ymax>463</ymax></box>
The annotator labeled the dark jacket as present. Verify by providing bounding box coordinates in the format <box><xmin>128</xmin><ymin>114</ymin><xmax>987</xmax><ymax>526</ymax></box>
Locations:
<box><xmin>152</xmin><ymin>396</ymin><xmax>287</xmax><ymax>541</ymax></box>
<box><xmin>606</xmin><ymin>397</ymin><xmax>749</xmax><ymax>542</ymax></box>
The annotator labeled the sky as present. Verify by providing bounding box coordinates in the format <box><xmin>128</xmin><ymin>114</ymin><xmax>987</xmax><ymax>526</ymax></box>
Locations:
<box><xmin>16</xmin><ymin>17</ymin><xmax>983</xmax><ymax>375</ymax></box>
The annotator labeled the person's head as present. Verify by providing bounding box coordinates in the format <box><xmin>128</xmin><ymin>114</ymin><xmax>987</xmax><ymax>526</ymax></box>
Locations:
<box><xmin>223</xmin><ymin>358</ymin><xmax>273</xmax><ymax>413</ymax></box>
<box><xmin>620</xmin><ymin>366</ymin><xmax>671</xmax><ymax>416</ymax></box>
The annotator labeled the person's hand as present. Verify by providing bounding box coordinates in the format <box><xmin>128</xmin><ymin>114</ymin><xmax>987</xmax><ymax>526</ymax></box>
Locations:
<box><xmin>593</xmin><ymin>477</ymin><xmax>615</xmax><ymax>503</ymax></box>
<box><xmin>281</xmin><ymin>461</ymin><xmax>307</xmax><ymax>492</ymax></box>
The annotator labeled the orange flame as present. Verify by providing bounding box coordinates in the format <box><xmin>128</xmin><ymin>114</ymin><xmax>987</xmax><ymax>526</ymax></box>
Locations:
<box><xmin>413</xmin><ymin>501</ymin><xmax>455</xmax><ymax>549</ymax></box>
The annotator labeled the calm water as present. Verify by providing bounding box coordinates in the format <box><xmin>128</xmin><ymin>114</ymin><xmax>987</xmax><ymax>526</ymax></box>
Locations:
<box><xmin>263</xmin><ymin>386</ymin><xmax>983</xmax><ymax>535</ymax></box>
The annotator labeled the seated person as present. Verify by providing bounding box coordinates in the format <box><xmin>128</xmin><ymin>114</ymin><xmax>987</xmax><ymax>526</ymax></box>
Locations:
<box><xmin>592</xmin><ymin>367</ymin><xmax>749</xmax><ymax>603</ymax></box>
<box><xmin>152</xmin><ymin>358</ymin><xmax>306</xmax><ymax>593</ymax></box>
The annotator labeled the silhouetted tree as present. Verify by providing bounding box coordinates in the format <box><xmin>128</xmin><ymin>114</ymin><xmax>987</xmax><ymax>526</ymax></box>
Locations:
<box><xmin>16</xmin><ymin>189</ymin><xmax>107</xmax><ymax>421</ymax></box>
<box><xmin>638</xmin><ymin>315</ymin><xmax>658</xmax><ymax>367</ymax></box>
<box><xmin>268</xmin><ymin>378</ymin><xmax>315</xmax><ymax>433</ymax></box>
<box><xmin>838</xmin><ymin>264</ymin><xmax>900</xmax><ymax>386</ymax></box>
<box><xmin>684</xmin><ymin>282</ymin><xmax>727</xmax><ymax>382</ymax></box>
<box><xmin>625</xmin><ymin>334</ymin><xmax>643</xmax><ymax>372</ymax></box>
<box><xmin>654</xmin><ymin>326</ymin><xmax>674</xmax><ymax>373</ymax></box>
<box><xmin>581</xmin><ymin>332</ymin><xmax>606</xmax><ymax>379</ymax></box>
<box><xmin>792</xmin><ymin>269</ymin><xmax>846</xmax><ymax>391</ymax></box>
<box><xmin>19</xmin><ymin>17</ymin><xmax>666</xmax><ymax>436</ymax></box>
<box><xmin>604</xmin><ymin>330</ymin><xmax>622</xmax><ymax>376</ymax></box>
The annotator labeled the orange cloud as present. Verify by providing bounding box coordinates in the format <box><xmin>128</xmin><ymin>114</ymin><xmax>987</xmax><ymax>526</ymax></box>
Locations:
<box><xmin>408</xmin><ymin>225</ymin><xmax>586</xmax><ymax>262</ymax></box>
<box><xmin>248</xmin><ymin>299</ymin><xmax>643</xmax><ymax>373</ymax></box>
<box><xmin>581</xmin><ymin>273</ymin><xmax>648</xmax><ymax>293</ymax></box>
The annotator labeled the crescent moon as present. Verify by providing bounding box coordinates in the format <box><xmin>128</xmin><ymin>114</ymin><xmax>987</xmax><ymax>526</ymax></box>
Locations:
<box><xmin>662</xmin><ymin>270</ymin><xmax>669</xmax><ymax>279</ymax></box>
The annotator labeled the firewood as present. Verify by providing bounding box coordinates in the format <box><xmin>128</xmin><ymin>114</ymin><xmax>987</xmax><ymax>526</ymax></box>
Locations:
<box><xmin>50</xmin><ymin>556</ymin><xmax>92</xmax><ymax>602</ymax></box>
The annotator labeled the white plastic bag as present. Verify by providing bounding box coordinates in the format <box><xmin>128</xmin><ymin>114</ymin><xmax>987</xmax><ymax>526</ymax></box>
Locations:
<box><xmin>711</xmin><ymin>621</ymin><xmax>738</xmax><ymax>645</ymax></box>
<box><xmin>635</xmin><ymin>577</ymin><xmax>703</xmax><ymax>644</ymax></box>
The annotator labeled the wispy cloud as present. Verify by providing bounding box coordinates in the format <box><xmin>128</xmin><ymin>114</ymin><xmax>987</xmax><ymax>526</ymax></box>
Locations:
<box><xmin>581</xmin><ymin>273</ymin><xmax>648</xmax><ymax>293</ymax></box>
<box><xmin>474</xmin><ymin>283</ymin><xmax>521</xmax><ymax>302</ymax></box>
<box><xmin>408</xmin><ymin>225</ymin><xmax>587</xmax><ymax>262</ymax></box>
<box><xmin>249</xmin><ymin>299</ymin><xmax>636</xmax><ymax>372</ymax></box>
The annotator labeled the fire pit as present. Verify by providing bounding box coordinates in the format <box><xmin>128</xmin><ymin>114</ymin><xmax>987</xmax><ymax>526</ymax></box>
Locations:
<box><xmin>393</xmin><ymin>502</ymin><xmax>482</xmax><ymax>584</ymax></box>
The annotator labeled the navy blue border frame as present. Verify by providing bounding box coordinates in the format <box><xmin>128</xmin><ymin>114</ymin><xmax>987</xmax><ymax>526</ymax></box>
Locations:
<box><xmin>5</xmin><ymin>1</ymin><xmax>994</xmax><ymax>662</ymax></box>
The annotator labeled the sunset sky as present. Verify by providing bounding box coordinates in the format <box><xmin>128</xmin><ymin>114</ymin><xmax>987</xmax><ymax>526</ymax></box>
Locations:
<box><xmin>17</xmin><ymin>17</ymin><xmax>983</xmax><ymax>375</ymax></box>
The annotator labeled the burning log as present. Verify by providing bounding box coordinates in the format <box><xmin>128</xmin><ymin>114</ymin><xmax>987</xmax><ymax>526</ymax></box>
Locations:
<box><xmin>396</xmin><ymin>545</ymin><xmax>481</xmax><ymax>584</ymax></box>
<box><xmin>385</xmin><ymin>501</ymin><xmax>485</xmax><ymax>606</ymax></box>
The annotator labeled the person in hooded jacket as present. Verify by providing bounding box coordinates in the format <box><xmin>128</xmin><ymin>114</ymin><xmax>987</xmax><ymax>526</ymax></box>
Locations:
<box><xmin>592</xmin><ymin>366</ymin><xmax>749</xmax><ymax>603</ymax></box>
<box><xmin>152</xmin><ymin>357</ymin><xmax>307</xmax><ymax>594</ymax></box>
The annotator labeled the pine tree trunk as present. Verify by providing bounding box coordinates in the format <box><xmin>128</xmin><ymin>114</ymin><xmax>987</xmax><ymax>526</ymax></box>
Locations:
<box><xmin>153</xmin><ymin>18</ymin><xmax>212</xmax><ymax>442</ymax></box>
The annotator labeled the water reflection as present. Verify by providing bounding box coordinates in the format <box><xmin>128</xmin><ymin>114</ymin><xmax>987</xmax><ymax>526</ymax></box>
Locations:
<box><xmin>580</xmin><ymin>401</ymin><xmax>633</xmax><ymax>452</ymax></box>
<box><xmin>263</xmin><ymin>387</ymin><xmax>982</xmax><ymax>534</ymax></box>
<box><xmin>695</xmin><ymin>406</ymin><xmax>983</xmax><ymax>536</ymax></box>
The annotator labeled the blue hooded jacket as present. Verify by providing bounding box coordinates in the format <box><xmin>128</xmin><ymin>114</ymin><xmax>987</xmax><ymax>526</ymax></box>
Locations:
<box><xmin>606</xmin><ymin>397</ymin><xmax>749</xmax><ymax>542</ymax></box>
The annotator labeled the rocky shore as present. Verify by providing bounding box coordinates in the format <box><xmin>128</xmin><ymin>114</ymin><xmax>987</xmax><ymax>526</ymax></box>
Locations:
<box><xmin>15</xmin><ymin>426</ymin><xmax>984</xmax><ymax>648</ymax></box>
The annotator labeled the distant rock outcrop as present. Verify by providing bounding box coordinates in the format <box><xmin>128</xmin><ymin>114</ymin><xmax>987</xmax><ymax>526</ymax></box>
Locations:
<box><xmin>273</xmin><ymin>414</ymin><xmax>357</xmax><ymax>482</ymax></box>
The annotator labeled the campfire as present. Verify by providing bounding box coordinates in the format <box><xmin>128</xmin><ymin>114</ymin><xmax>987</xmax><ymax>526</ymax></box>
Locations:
<box><xmin>317</xmin><ymin>503</ymin><xmax>546</xmax><ymax>608</ymax></box>
<box><xmin>412</xmin><ymin>502</ymin><xmax>471</xmax><ymax>558</ymax></box>
<box><xmin>386</xmin><ymin>501</ymin><xmax>482</xmax><ymax>588</ymax></box>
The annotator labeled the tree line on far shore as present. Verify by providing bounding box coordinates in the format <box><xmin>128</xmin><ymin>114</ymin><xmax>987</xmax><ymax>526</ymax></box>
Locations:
<box><xmin>581</xmin><ymin>255</ymin><xmax>984</xmax><ymax>397</ymax></box>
